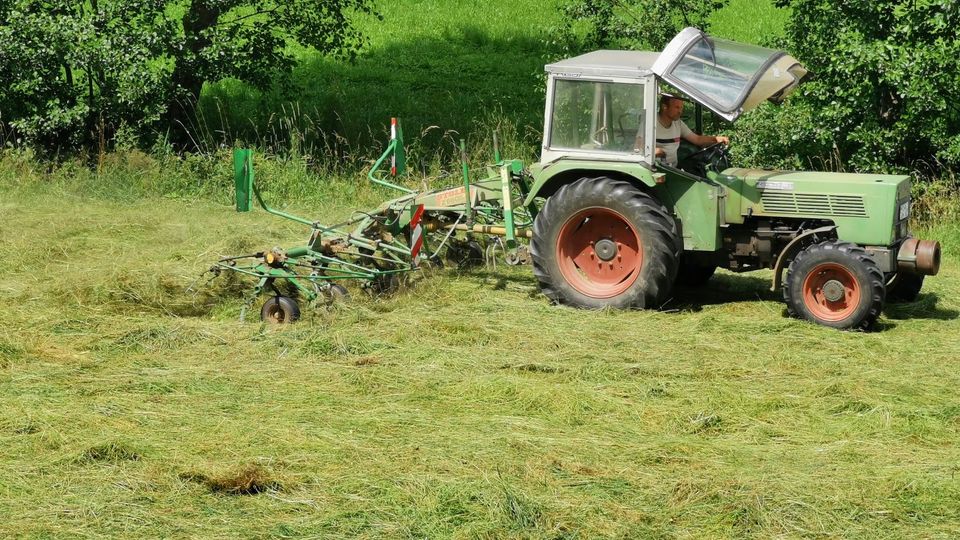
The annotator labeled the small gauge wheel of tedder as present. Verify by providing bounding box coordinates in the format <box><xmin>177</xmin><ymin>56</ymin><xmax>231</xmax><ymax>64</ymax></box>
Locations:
<box><xmin>260</xmin><ymin>296</ymin><xmax>301</xmax><ymax>324</ymax></box>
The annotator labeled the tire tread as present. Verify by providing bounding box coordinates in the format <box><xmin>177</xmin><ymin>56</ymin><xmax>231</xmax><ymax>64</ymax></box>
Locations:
<box><xmin>783</xmin><ymin>241</ymin><xmax>884</xmax><ymax>330</ymax></box>
<box><xmin>530</xmin><ymin>177</ymin><xmax>681</xmax><ymax>309</ymax></box>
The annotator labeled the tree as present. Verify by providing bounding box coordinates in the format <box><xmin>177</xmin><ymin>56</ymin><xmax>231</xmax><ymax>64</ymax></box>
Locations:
<box><xmin>741</xmin><ymin>0</ymin><xmax>960</xmax><ymax>173</ymax></box>
<box><xmin>0</xmin><ymin>0</ymin><xmax>376</xmax><ymax>152</ymax></box>
<box><xmin>555</xmin><ymin>0</ymin><xmax>727</xmax><ymax>51</ymax></box>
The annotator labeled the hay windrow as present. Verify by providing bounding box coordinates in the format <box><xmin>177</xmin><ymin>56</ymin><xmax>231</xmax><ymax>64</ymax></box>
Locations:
<box><xmin>180</xmin><ymin>464</ymin><xmax>285</xmax><ymax>496</ymax></box>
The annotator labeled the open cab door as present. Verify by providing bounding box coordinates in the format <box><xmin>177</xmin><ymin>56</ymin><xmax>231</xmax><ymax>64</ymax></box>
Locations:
<box><xmin>652</xmin><ymin>28</ymin><xmax>809</xmax><ymax>122</ymax></box>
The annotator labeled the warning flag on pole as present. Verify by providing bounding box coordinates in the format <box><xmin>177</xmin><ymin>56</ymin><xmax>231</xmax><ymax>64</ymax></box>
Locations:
<box><xmin>409</xmin><ymin>204</ymin><xmax>425</xmax><ymax>266</ymax></box>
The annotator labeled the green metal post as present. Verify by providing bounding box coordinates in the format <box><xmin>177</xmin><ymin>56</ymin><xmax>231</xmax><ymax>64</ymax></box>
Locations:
<box><xmin>500</xmin><ymin>164</ymin><xmax>516</xmax><ymax>249</ymax></box>
<box><xmin>233</xmin><ymin>149</ymin><xmax>253</xmax><ymax>212</ymax></box>
<box><xmin>460</xmin><ymin>139</ymin><xmax>473</xmax><ymax>224</ymax></box>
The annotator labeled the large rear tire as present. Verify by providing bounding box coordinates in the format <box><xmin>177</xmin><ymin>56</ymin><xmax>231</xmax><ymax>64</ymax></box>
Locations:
<box><xmin>783</xmin><ymin>241</ymin><xmax>885</xmax><ymax>330</ymax></box>
<box><xmin>530</xmin><ymin>177</ymin><xmax>681</xmax><ymax>309</ymax></box>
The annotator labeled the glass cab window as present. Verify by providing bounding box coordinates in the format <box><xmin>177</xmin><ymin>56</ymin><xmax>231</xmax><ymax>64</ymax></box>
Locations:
<box><xmin>654</xmin><ymin>28</ymin><xmax>808</xmax><ymax>121</ymax></box>
<box><xmin>549</xmin><ymin>80</ymin><xmax>646</xmax><ymax>155</ymax></box>
<box><xmin>671</xmin><ymin>37</ymin><xmax>772</xmax><ymax>113</ymax></box>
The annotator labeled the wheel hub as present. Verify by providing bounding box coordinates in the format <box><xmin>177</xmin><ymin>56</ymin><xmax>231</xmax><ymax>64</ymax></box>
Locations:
<box><xmin>594</xmin><ymin>238</ymin><xmax>617</xmax><ymax>261</ymax></box>
<box><xmin>801</xmin><ymin>262</ymin><xmax>862</xmax><ymax>323</ymax></box>
<box><xmin>821</xmin><ymin>279</ymin><xmax>845</xmax><ymax>302</ymax></box>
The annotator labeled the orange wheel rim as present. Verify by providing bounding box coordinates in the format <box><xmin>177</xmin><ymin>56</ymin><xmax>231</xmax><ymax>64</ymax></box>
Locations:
<box><xmin>556</xmin><ymin>207</ymin><xmax>642</xmax><ymax>298</ymax></box>
<box><xmin>801</xmin><ymin>263</ymin><xmax>861</xmax><ymax>322</ymax></box>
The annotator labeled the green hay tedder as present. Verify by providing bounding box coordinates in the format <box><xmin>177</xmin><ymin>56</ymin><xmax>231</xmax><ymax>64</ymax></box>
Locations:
<box><xmin>205</xmin><ymin>28</ymin><xmax>941</xmax><ymax>330</ymax></box>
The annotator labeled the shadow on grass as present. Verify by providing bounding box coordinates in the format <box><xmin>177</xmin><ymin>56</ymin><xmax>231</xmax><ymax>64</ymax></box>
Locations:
<box><xmin>455</xmin><ymin>266</ymin><xmax>541</xmax><ymax>289</ymax></box>
<box><xmin>96</xmin><ymin>269</ymin><xmax>251</xmax><ymax>318</ymax></box>
<box><xmin>464</xmin><ymin>266</ymin><xmax>783</xmax><ymax>310</ymax></box>
<box><xmin>667</xmin><ymin>273</ymin><xmax>779</xmax><ymax>311</ymax></box>
<box><xmin>883</xmin><ymin>293</ymin><xmax>959</xmax><ymax>321</ymax></box>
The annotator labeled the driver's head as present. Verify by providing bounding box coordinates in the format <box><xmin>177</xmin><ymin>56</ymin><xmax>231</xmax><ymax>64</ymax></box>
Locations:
<box><xmin>659</xmin><ymin>95</ymin><xmax>685</xmax><ymax>122</ymax></box>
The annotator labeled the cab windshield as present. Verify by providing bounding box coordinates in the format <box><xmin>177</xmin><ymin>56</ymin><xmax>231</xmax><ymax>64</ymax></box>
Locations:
<box><xmin>548</xmin><ymin>79</ymin><xmax>646</xmax><ymax>154</ymax></box>
<box><xmin>655</xmin><ymin>29</ymin><xmax>808</xmax><ymax>121</ymax></box>
<box><xmin>672</xmin><ymin>37</ymin><xmax>777</xmax><ymax>112</ymax></box>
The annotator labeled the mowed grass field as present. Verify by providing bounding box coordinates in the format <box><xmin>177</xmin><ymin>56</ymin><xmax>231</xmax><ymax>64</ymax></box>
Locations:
<box><xmin>2</xmin><ymin>178</ymin><xmax>960</xmax><ymax>537</ymax></box>
<box><xmin>6</xmin><ymin>0</ymin><xmax>960</xmax><ymax>538</ymax></box>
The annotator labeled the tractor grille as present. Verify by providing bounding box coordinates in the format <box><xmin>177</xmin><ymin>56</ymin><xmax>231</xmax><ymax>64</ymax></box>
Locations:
<box><xmin>760</xmin><ymin>192</ymin><xmax>868</xmax><ymax>218</ymax></box>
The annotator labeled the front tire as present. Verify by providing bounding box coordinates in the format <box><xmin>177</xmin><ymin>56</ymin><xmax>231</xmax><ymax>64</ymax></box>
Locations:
<box><xmin>530</xmin><ymin>177</ymin><xmax>681</xmax><ymax>309</ymax></box>
<box><xmin>783</xmin><ymin>241</ymin><xmax>885</xmax><ymax>330</ymax></box>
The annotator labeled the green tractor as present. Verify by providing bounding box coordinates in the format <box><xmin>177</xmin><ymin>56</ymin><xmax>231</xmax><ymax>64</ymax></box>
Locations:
<box><xmin>524</xmin><ymin>27</ymin><xmax>940</xmax><ymax>329</ymax></box>
<box><xmin>211</xmin><ymin>28</ymin><xmax>940</xmax><ymax>330</ymax></box>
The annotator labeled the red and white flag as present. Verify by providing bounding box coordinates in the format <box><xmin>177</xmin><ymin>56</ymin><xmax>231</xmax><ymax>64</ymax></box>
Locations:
<box><xmin>390</xmin><ymin>117</ymin><xmax>398</xmax><ymax>177</ymax></box>
<box><xmin>409</xmin><ymin>204</ymin><xmax>425</xmax><ymax>265</ymax></box>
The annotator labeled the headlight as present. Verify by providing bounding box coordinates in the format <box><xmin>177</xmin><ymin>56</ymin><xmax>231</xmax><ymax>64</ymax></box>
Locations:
<box><xmin>899</xmin><ymin>201</ymin><xmax>910</xmax><ymax>221</ymax></box>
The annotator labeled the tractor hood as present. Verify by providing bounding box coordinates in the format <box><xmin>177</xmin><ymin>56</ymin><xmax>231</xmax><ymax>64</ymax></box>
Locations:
<box><xmin>652</xmin><ymin>28</ymin><xmax>809</xmax><ymax>122</ymax></box>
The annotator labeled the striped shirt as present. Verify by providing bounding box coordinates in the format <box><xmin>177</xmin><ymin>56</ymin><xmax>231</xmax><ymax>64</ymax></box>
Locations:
<box><xmin>657</xmin><ymin>119</ymin><xmax>693</xmax><ymax>166</ymax></box>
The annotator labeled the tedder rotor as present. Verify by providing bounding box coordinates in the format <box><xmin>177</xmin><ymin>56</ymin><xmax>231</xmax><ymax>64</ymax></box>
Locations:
<box><xmin>202</xmin><ymin>119</ymin><xmax>537</xmax><ymax>322</ymax></box>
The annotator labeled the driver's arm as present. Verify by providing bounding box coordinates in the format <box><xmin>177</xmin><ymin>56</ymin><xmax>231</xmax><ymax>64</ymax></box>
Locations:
<box><xmin>683</xmin><ymin>132</ymin><xmax>729</xmax><ymax>147</ymax></box>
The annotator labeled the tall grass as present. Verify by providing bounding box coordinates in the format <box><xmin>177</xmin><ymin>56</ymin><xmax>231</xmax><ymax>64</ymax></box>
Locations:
<box><xmin>709</xmin><ymin>0</ymin><xmax>791</xmax><ymax>45</ymax></box>
<box><xmin>0</xmin><ymin>108</ymin><xmax>538</xmax><ymax>221</ymax></box>
<box><xmin>199</xmin><ymin>0</ymin><xmax>566</xmax><ymax>157</ymax></box>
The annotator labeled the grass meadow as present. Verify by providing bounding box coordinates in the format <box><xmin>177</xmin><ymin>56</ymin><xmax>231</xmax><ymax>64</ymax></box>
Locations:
<box><xmin>2</xmin><ymin>160</ymin><xmax>960</xmax><ymax>537</ymax></box>
<box><xmin>4</xmin><ymin>0</ymin><xmax>960</xmax><ymax>538</ymax></box>
<box><xmin>201</xmin><ymin>0</ymin><xmax>566</xmax><ymax>156</ymax></box>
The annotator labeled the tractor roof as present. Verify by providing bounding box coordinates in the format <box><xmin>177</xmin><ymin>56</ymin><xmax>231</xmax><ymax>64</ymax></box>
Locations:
<box><xmin>546</xmin><ymin>28</ymin><xmax>810</xmax><ymax>122</ymax></box>
<box><xmin>545</xmin><ymin>50</ymin><xmax>660</xmax><ymax>79</ymax></box>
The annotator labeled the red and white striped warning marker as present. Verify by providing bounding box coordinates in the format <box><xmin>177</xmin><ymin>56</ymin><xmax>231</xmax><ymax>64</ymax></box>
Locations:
<box><xmin>410</xmin><ymin>204</ymin><xmax>425</xmax><ymax>265</ymax></box>
<box><xmin>391</xmin><ymin>117</ymin><xmax>398</xmax><ymax>177</ymax></box>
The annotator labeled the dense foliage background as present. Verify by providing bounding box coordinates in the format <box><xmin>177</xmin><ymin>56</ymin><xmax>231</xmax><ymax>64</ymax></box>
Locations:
<box><xmin>0</xmin><ymin>0</ymin><xmax>375</xmax><ymax>151</ymax></box>
<box><xmin>0</xmin><ymin>0</ymin><xmax>957</xmax><ymax>177</ymax></box>
<box><xmin>737</xmin><ymin>0</ymin><xmax>960</xmax><ymax>174</ymax></box>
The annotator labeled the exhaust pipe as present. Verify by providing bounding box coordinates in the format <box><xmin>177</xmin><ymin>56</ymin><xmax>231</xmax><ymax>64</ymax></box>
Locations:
<box><xmin>898</xmin><ymin>237</ymin><xmax>941</xmax><ymax>276</ymax></box>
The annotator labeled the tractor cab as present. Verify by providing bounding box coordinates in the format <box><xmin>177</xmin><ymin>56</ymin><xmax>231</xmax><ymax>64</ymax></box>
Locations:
<box><xmin>541</xmin><ymin>28</ymin><xmax>808</xmax><ymax>174</ymax></box>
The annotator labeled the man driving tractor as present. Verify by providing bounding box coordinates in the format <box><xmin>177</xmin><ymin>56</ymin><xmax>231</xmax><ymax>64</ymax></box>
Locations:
<box><xmin>637</xmin><ymin>94</ymin><xmax>729</xmax><ymax>166</ymax></box>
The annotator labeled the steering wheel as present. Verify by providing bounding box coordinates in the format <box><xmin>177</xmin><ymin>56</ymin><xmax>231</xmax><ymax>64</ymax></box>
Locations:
<box><xmin>590</xmin><ymin>126</ymin><xmax>609</xmax><ymax>146</ymax></box>
<box><xmin>686</xmin><ymin>141</ymin><xmax>728</xmax><ymax>160</ymax></box>
<box><xmin>679</xmin><ymin>141</ymin><xmax>730</xmax><ymax>177</ymax></box>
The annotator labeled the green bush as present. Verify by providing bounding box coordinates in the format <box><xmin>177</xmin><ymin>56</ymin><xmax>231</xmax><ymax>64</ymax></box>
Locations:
<box><xmin>554</xmin><ymin>0</ymin><xmax>726</xmax><ymax>51</ymax></box>
<box><xmin>737</xmin><ymin>0</ymin><xmax>960</xmax><ymax>174</ymax></box>
<box><xmin>0</xmin><ymin>0</ymin><xmax>375</xmax><ymax>154</ymax></box>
